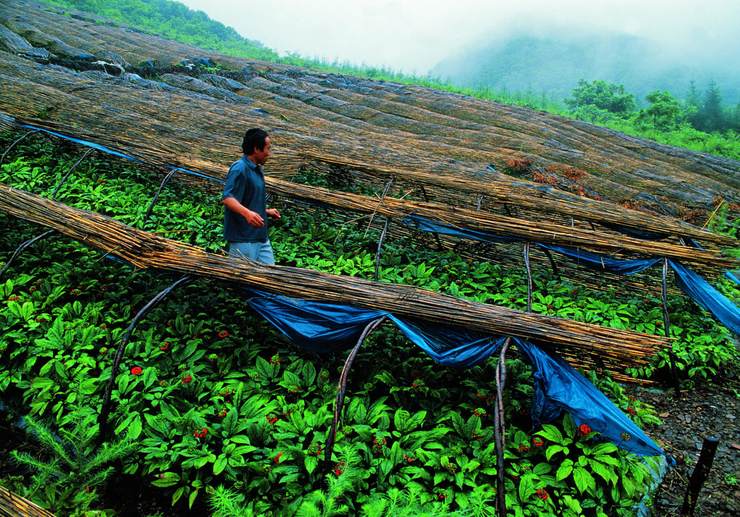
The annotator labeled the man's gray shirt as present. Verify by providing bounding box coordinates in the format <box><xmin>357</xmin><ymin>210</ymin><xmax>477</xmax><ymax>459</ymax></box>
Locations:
<box><xmin>222</xmin><ymin>155</ymin><xmax>268</xmax><ymax>243</ymax></box>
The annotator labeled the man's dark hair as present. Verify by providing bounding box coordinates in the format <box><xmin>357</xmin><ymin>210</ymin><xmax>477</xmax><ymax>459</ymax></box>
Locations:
<box><xmin>242</xmin><ymin>128</ymin><xmax>269</xmax><ymax>155</ymax></box>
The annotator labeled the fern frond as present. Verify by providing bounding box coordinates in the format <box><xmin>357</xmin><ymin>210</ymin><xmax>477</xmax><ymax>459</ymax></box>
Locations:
<box><xmin>24</xmin><ymin>416</ymin><xmax>74</xmax><ymax>467</ymax></box>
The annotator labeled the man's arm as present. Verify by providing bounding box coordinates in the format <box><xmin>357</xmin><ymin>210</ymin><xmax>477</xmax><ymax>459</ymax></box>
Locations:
<box><xmin>223</xmin><ymin>196</ymin><xmax>264</xmax><ymax>227</ymax></box>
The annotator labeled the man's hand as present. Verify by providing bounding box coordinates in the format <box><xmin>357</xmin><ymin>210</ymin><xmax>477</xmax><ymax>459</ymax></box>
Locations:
<box><xmin>266</xmin><ymin>208</ymin><xmax>281</xmax><ymax>220</ymax></box>
<box><xmin>244</xmin><ymin>209</ymin><xmax>265</xmax><ymax>227</ymax></box>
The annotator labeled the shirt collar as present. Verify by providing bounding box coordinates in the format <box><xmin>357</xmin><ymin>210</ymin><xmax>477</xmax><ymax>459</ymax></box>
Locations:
<box><xmin>241</xmin><ymin>155</ymin><xmax>261</xmax><ymax>173</ymax></box>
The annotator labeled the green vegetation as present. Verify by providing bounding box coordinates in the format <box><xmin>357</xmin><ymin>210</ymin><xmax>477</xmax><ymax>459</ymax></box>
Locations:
<box><xmin>0</xmin><ymin>133</ymin><xmax>737</xmax><ymax>514</ymax></box>
<box><xmin>42</xmin><ymin>0</ymin><xmax>279</xmax><ymax>61</ymax></box>
<box><xmin>39</xmin><ymin>0</ymin><xmax>740</xmax><ymax>161</ymax></box>
<box><xmin>566</xmin><ymin>80</ymin><xmax>740</xmax><ymax>159</ymax></box>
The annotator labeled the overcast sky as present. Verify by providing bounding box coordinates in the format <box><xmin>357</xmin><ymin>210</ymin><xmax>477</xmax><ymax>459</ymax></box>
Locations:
<box><xmin>178</xmin><ymin>0</ymin><xmax>740</xmax><ymax>74</ymax></box>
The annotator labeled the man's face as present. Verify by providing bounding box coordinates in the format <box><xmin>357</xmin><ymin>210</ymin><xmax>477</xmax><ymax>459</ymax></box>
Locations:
<box><xmin>254</xmin><ymin>136</ymin><xmax>272</xmax><ymax>165</ymax></box>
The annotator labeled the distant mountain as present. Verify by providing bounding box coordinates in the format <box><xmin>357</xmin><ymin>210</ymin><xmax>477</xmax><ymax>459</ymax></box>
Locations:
<box><xmin>431</xmin><ymin>33</ymin><xmax>739</xmax><ymax>105</ymax></box>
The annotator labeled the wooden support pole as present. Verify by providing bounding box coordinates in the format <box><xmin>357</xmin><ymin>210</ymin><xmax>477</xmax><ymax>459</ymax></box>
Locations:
<box><xmin>374</xmin><ymin>217</ymin><xmax>390</xmax><ymax>281</ymax></box>
<box><xmin>144</xmin><ymin>168</ymin><xmax>178</xmax><ymax>222</ymax></box>
<box><xmin>681</xmin><ymin>436</ymin><xmax>720</xmax><ymax>516</ymax></box>
<box><xmin>494</xmin><ymin>337</ymin><xmax>512</xmax><ymax>517</ymax></box>
<box><xmin>662</xmin><ymin>258</ymin><xmax>680</xmax><ymax>393</ymax></box>
<box><xmin>325</xmin><ymin>317</ymin><xmax>386</xmax><ymax>463</ymax></box>
<box><xmin>98</xmin><ymin>275</ymin><xmax>192</xmax><ymax>440</ymax></box>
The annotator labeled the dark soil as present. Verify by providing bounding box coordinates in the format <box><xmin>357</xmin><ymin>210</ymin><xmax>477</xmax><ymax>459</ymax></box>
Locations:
<box><xmin>628</xmin><ymin>380</ymin><xmax>740</xmax><ymax>516</ymax></box>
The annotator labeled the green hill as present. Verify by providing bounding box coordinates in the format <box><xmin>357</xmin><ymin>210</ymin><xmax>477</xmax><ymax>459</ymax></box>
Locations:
<box><xmin>42</xmin><ymin>0</ymin><xmax>279</xmax><ymax>61</ymax></box>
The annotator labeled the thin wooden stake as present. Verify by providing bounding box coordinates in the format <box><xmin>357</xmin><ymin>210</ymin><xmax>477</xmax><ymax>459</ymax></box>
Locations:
<box><xmin>662</xmin><ymin>258</ymin><xmax>680</xmax><ymax>392</ymax></box>
<box><xmin>494</xmin><ymin>337</ymin><xmax>512</xmax><ymax>517</ymax></box>
<box><xmin>374</xmin><ymin>217</ymin><xmax>390</xmax><ymax>281</ymax></box>
<box><xmin>0</xmin><ymin>229</ymin><xmax>54</xmax><ymax>280</ymax></box>
<box><xmin>419</xmin><ymin>184</ymin><xmax>444</xmax><ymax>251</ymax></box>
<box><xmin>0</xmin><ymin>129</ymin><xmax>39</xmax><ymax>167</ymax></box>
<box><xmin>542</xmin><ymin>247</ymin><xmax>561</xmax><ymax>281</ymax></box>
<box><xmin>325</xmin><ymin>317</ymin><xmax>386</xmax><ymax>463</ymax></box>
<box><xmin>144</xmin><ymin>168</ymin><xmax>178</xmax><ymax>222</ymax></box>
<box><xmin>98</xmin><ymin>275</ymin><xmax>192</xmax><ymax>440</ymax></box>
<box><xmin>681</xmin><ymin>436</ymin><xmax>720</xmax><ymax>516</ymax></box>
<box><xmin>365</xmin><ymin>176</ymin><xmax>394</xmax><ymax>236</ymax></box>
<box><xmin>50</xmin><ymin>148</ymin><xmax>94</xmax><ymax>199</ymax></box>
<box><xmin>524</xmin><ymin>242</ymin><xmax>533</xmax><ymax>312</ymax></box>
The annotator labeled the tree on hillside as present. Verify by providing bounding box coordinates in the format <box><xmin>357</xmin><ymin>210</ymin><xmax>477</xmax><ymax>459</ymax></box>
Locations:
<box><xmin>636</xmin><ymin>91</ymin><xmax>684</xmax><ymax>131</ymax></box>
<box><xmin>695</xmin><ymin>81</ymin><xmax>725</xmax><ymax>132</ymax></box>
<box><xmin>565</xmin><ymin>79</ymin><xmax>636</xmax><ymax>115</ymax></box>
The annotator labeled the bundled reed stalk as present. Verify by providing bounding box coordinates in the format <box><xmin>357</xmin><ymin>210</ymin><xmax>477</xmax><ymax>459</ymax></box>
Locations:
<box><xmin>0</xmin><ymin>115</ymin><xmax>734</xmax><ymax>270</ymax></box>
<box><xmin>0</xmin><ymin>183</ymin><xmax>669</xmax><ymax>377</ymax></box>
<box><xmin>0</xmin><ymin>485</ymin><xmax>55</xmax><ymax>517</ymax></box>
<box><xmin>0</xmin><ymin>10</ymin><xmax>737</xmax><ymax>228</ymax></box>
<box><xmin>297</xmin><ymin>151</ymin><xmax>736</xmax><ymax>246</ymax></box>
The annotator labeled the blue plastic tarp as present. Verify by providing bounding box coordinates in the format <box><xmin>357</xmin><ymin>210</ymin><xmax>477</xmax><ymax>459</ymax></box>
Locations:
<box><xmin>242</xmin><ymin>288</ymin><xmax>663</xmax><ymax>457</ymax></box>
<box><xmin>246</xmin><ymin>288</ymin><xmax>505</xmax><ymax>366</ymax></box>
<box><xmin>404</xmin><ymin>215</ymin><xmax>739</xmax><ymax>335</ymax></box>
<box><xmin>517</xmin><ymin>339</ymin><xmax>664</xmax><ymax>456</ymax></box>
<box><xmin>670</xmin><ymin>261</ymin><xmax>740</xmax><ymax>335</ymax></box>
<box><xmin>538</xmin><ymin>244</ymin><xmax>660</xmax><ymax>275</ymax></box>
<box><xmin>402</xmin><ymin>214</ymin><xmax>517</xmax><ymax>243</ymax></box>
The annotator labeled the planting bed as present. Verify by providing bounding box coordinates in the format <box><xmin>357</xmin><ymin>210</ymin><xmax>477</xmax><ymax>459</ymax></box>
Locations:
<box><xmin>0</xmin><ymin>134</ymin><xmax>737</xmax><ymax>515</ymax></box>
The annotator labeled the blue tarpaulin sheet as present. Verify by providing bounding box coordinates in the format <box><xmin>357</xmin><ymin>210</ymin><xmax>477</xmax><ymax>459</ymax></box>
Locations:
<box><xmin>247</xmin><ymin>289</ymin><xmax>505</xmax><ymax>367</ymax></box>
<box><xmin>517</xmin><ymin>339</ymin><xmax>663</xmax><ymax>456</ymax></box>
<box><xmin>244</xmin><ymin>288</ymin><xmax>664</xmax><ymax>457</ymax></box>
<box><xmin>538</xmin><ymin>244</ymin><xmax>659</xmax><ymax>275</ymax></box>
<box><xmin>670</xmin><ymin>261</ymin><xmax>740</xmax><ymax>335</ymax></box>
<box><xmin>402</xmin><ymin>215</ymin><xmax>739</xmax><ymax>335</ymax></box>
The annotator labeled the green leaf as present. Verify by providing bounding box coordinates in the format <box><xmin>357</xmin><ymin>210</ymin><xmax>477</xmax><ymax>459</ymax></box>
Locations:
<box><xmin>188</xmin><ymin>489</ymin><xmax>199</xmax><ymax>509</ymax></box>
<box><xmin>305</xmin><ymin>455</ymin><xmax>318</xmax><ymax>475</ymax></box>
<box><xmin>556</xmin><ymin>459</ymin><xmax>574</xmax><ymax>481</ymax></box>
<box><xmin>127</xmin><ymin>414</ymin><xmax>142</xmax><ymax>440</ymax></box>
<box><xmin>591</xmin><ymin>442</ymin><xmax>619</xmax><ymax>456</ymax></box>
<box><xmin>213</xmin><ymin>454</ymin><xmax>228</xmax><ymax>475</ymax></box>
<box><xmin>393</xmin><ymin>409</ymin><xmax>410</xmax><ymax>432</ymax></box>
<box><xmin>562</xmin><ymin>495</ymin><xmax>583</xmax><ymax>514</ymax></box>
<box><xmin>546</xmin><ymin>444</ymin><xmax>565</xmax><ymax>461</ymax></box>
<box><xmin>152</xmin><ymin>472</ymin><xmax>180</xmax><ymax>488</ymax></box>
<box><xmin>589</xmin><ymin>460</ymin><xmax>617</xmax><ymax>485</ymax></box>
<box><xmin>573</xmin><ymin>466</ymin><xmax>595</xmax><ymax>494</ymax></box>
<box><xmin>518</xmin><ymin>473</ymin><xmax>536</xmax><ymax>501</ymax></box>
<box><xmin>536</xmin><ymin>424</ymin><xmax>564</xmax><ymax>444</ymax></box>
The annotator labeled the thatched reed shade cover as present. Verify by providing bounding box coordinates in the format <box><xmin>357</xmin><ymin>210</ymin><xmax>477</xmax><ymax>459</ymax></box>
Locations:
<box><xmin>0</xmin><ymin>0</ymin><xmax>738</xmax><ymax>218</ymax></box>
<box><xmin>0</xmin><ymin>183</ymin><xmax>669</xmax><ymax>373</ymax></box>
<box><xmin>0</xmin><ymin>111</ymin><xmax>734</xmax><ymax>269</ymax></box>
<box><xmin>0</xmin><ymin>484</ymin><xmax>55</xmax><ymax>517</ymax></box>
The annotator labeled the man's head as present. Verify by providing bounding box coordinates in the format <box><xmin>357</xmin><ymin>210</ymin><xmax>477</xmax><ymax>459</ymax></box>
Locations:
<box><xmin>242</xmin><ymin>128</ymin><xmax>271</xmax><ymax>165</ymax></box>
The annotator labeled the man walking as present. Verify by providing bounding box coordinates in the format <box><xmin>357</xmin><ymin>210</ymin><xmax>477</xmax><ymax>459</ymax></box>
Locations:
<box><xmin>222</xmin><ymin>128</ymin><xmax>281</xmax><ymax>264</ymax></box>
